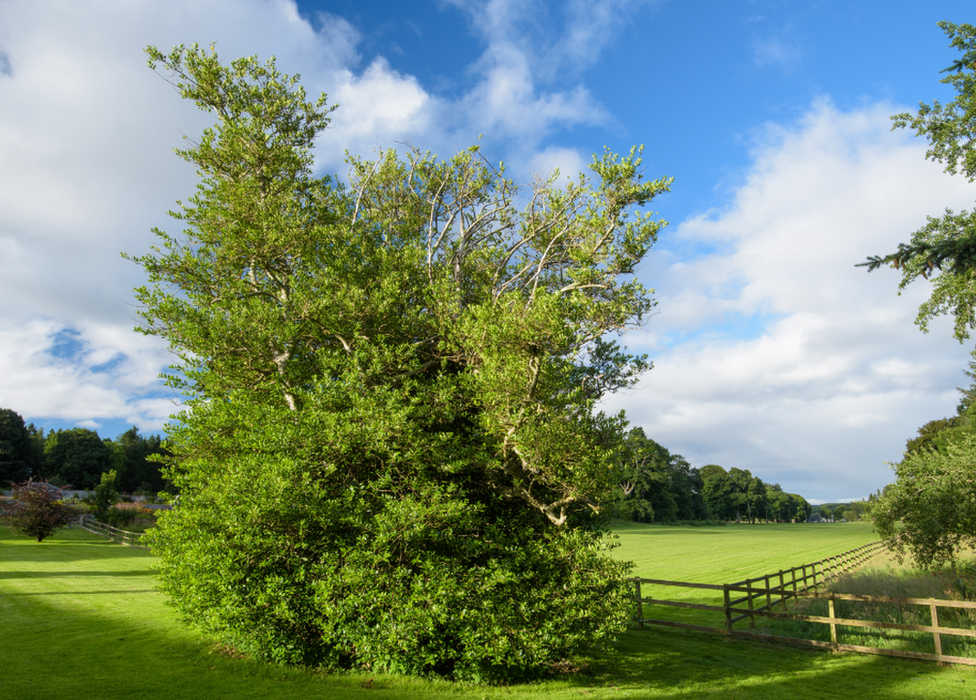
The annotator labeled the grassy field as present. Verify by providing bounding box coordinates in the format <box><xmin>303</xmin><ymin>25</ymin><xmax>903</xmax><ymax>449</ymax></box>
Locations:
<box><xmin>612</xmin><ymin>520</ymin><xmax>884</xmax><ymax>629</ymax></box>
<box><xmin>1</xmin><ymin>523</ymin><xmax>973</xmax><ymax>699</ymax></box>
<box><xmin>613</xmin><ymin>520</ymin><xmax>882</xmax><ymax>582</ymax></box>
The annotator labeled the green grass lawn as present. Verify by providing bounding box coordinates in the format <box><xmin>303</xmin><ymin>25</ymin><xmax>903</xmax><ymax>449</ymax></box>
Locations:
<box><xmin>611</xmin><ymin>521</ymin><xmax>884</xmax><ymax>630</ymax></box>
<box><xmin>613</xmin><ymin>520</ymin><xmax>882</xmax><ymax>582</ymax></box>
<box><xmin>1</xmin><ymin>524</ymin><xmax>972</xmax><ymax>699</ymax></box>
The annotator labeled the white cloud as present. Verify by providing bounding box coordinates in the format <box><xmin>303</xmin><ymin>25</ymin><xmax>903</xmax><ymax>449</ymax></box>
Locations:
<box><xmin>606</xmin><ymin>99</ymin><xmax>976</xmax><ymax>501</ymax></box>
<box><xmin>554</xmin><ymin>0</ymin><xmax>662</xmax><ymax>71</ymax></box>
<box><xmin>0</xmin><ymin>0</ymin><xmax>636</xmax><ymax>432</ymax></box>
<box><xmin>0</xmin><ymin>318</ymin><xmax>175</xmax><ymax>430</ymax></box>
<box><xmin>9</xmin><ymin>0</ymin><xmax>961</xmax><ymax>505</ymax></box>
<box><xmin>0</xmin><ymin>0</ymin><xmax>369</xmax><ymax>429</ymax></box>
<box><xmin>462</xmin><ymin>45</ymin><xmax>609</xmax><ymax>144</ymax></box>
<box><xmin>524</xmin><ymin>146</ymin><xmax>590</xmax><ymax>185</ymax></box>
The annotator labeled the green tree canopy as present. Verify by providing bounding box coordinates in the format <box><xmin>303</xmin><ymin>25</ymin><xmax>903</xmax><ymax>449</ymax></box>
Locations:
<box><xmin>88</xmin><ymin>469</ymin><xmax>119</xmax><ymax>521</ymax></box>
<box><xmin>905</xmin><ymin>416</ymin><xmax>964</xmax><ymax>455</ymax></box>
<box><xmin>610</xmin><ymin>427</ymin><xmax>678</xmax><ymax>523</ymax></box>
<box><xmin>700</xmin><ymin>464</ymin><xmax>733</xmax><ymax>520</ymax></box>
<box><xmin>876</xmin><ymin>364</ymin><xmax>976</xmax><ymax>565</ymax></box>
<box><xmin>43</xmin><ymin>428</ymin><xmax>112</xmax><ymax>490</ymax></box>
<box><xmin>875</xmin><ymin>433</ymin><xmax>976</xmax><ymax>567</ymax></box>
<box><xmin>26</xmin><ymin>423</ymin><xmax>47</xmax><ymax>479</ymax></box>
<box><xmin>109</xmin><ymin>427</ymin><xmax>168</xmax><ymax>493</ymax></box>
<box><xmin>0</xmin><ymin>409</ymin><xmax>32</xmax><ymax>486</ymax></box>
<box><xmin>136</xmin><ymin>44</ymin><xmax>671</xmax><ymax>681</ymax></box>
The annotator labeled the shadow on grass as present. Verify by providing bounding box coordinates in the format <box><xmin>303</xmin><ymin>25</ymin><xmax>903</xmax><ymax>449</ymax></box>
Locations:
<box><xmin>9</xmin><ymin>586</ymin><xmax>969</xmax><ymax>700</ymax></box>
<box><xmin>3</xmin><ymin>588</ymin><xmax>158</xmax><ymax>596</ymax></box>
<box><xmin>573</xmin><ymin>624</ymin><xmax>973</xmax><ymax>699</ymax></box>
<box><xmin>2</xmin><ymin>527</ymin><xmax>972</xmax><ymax>700</ymax></box>
<box><xmin>0</xmin><ymin>569</ymin><xmax>153</xmax><ymax>579</ymax></box>
<box><xmin>0</xmin><ymin>531</ymin><xmax>151</xmax><ymax>564</ymax></box>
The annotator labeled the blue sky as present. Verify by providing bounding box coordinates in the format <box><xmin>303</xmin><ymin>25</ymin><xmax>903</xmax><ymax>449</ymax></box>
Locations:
<box><xmin>1</xmin><ymin>0</ymin><xmax>974</xmax><ymax>502</ymax></box>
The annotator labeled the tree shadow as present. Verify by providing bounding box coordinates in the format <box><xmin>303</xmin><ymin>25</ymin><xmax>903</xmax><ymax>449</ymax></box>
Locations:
<box><xmin>0</xmin><ymin>526</ymin><xmax>153</xmax><ymax>563</ymax></box>
<box><xmin>2</xmin><ymin>526</ymin><xmax>972</xmax><ymax>699</ymax></box>
<box><xmin>0</xmin><ymin>569</ymin><xmax>153</xmax><ymax>579</ymax></box>
<box><xmin>565</xmin><ymin>624</ymin><xmax>973</xmax><ymax>698</ymax></box>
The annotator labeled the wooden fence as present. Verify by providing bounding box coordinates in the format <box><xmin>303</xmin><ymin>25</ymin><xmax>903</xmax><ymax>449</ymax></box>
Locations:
<box><xmin>78</xmin><ymin>515</ymin><xmax>149</xmax><ymax>550</ymax></box>
<box><xmin>630</xmin><ymin>540</ymin><xmax>976</xmax><ymax>667</ymax></box>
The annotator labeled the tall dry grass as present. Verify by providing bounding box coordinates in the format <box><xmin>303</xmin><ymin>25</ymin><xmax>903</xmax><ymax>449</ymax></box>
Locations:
<box><xmin>760</xmin><ymin>548</ymin><xmax>976</xmax><ymax>658</ymax></box>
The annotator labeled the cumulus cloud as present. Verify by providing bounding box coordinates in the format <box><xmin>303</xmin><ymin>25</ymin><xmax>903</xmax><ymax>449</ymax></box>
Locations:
<box><xmin>0</xmin><ymin>0</ymin><xmax>625</xmax><ymax>433</ymax></box>
<box><xmin>605</xmin><ymin>99</ymin><xmax>975</xmax><ymax>501</ymax></box>
<box><xmin>5</xmin><ymin>0</ymin><xmax>967</xmax><ymax>506</ymax></box>
<box><xmin>0</xmin><ymin>318</ymin><xmax>175</xmax><ymax>430</ymax></box>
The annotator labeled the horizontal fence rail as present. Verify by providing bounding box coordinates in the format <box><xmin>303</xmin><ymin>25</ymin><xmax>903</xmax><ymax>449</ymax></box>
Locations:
<box><xmin>629</xmin><ymin>540</ymin><xmax>976</xmax><ymax>667</ymax></box>
<box><xmin>730</xmin><ymin>590</ymin><xmax>976</xmax><ymax>667</ymax></box>
<box><xmin>79</xmin><ymin>515</ymin><xmax>149</xmax><ymax>550</ymax></box>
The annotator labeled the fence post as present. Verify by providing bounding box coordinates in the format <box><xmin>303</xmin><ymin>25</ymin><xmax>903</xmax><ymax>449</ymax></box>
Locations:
<box><xmin>746</xmin><ymin>579</ymin><xmax>756</xmax><ymax>629</ymax></box>
<box><xmin>779</xmin><ymin>570</ymin><xmax>788</xmax><ymax>611</ymax></box>
<box><xmin>765</xmin><ymin>574</ymin><xmax>772</xmax><ymax>612</ymax></box>
<box><xmin>723</xmin><ymin>585</ymin><xmax>733</xmax><ymax>640</ymax></box>
<box><xmin>931</xmin><ymin>604</ymin><xmax>943</xmax><ymax>663</ymax></box>
<box><xmin>828</xmin><ymin>595</ymin><xmax>838</xmax><ymax>648</ymax></box>
<box><xmin>634</xmin><ymin>579</ymin><xmax>644</xmax><ymax>627</ymax></box>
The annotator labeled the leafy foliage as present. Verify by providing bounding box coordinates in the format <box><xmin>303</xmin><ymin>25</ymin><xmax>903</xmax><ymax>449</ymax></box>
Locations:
<box><xmin>607</xmin><ymin>431</ymin><xmax>814</xmax><ymax>524</ymax></box>
<box><xmin>43</xmin><ymin>428</ymin><xmax>113</xmax><ymax>490</ymax></box>
<box><xmin>860</xmin><ymin>21</ymin><xmax>976</xmax><ymax>567</ymax></box>
<box><xmin>1</xmin><ymin>480</ymin><xmax>74</xmax><ymax>542</ymax></box>
<box><xmin>905</xmin><ymin>416</ymin><xmax>964</xmax><ymax>455</ymax></box>
<box><xmin>108</xmin><ymin>427</ymin><xmax>169</xmax><ymax>493</ymax></box>
<box><xmin>874</xmin><ymin>433</ymin><xmax>976</xmax><ymax>568</ymax></box>
<box><xmin>20</xmin><ymin>424</ymin><xmax>167</xmax><ymax>493</ymax></box>
<box><xmin>136</xmin><ymin>44</ymin><xmax>670</xmax><ymax>681</ymax></box>
<box><xmin>861</xmin><ymin>21</ymin><xmax>976</xmax><ymax>342</ymax></box>
<box><xmin>608</xmin><ymin>428</ymin><xmax>706</xmax><ymax>523</ymax></box>
<box><xmin>87</xmin><ymin>470</ymin><xmax>119</xmax><ymax>521</ymax></box>
<box><xmin>876</xmin><ymin>364</ymin><xmax>976</xmax><ymax>567</ymax></box>
<box><xmin>696</xmin><ymin>464</ymin><xmax>809</xmax><ymax>523</ymax></box>
<box><xmin>0</xmin><ymin>408</ymin><xmax>32</xmax><ymax>486</ymax></box>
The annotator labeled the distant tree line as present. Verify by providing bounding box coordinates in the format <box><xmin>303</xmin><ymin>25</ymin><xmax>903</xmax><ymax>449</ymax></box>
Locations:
<box><xmin>607</xmin><ymin>427</ymin><xmax>812</xmax><ymax>523</ymax></box>
<box><xmin>0</xmin><ymin>408</ymin><xmax>168</xmax><ymax>493</ymax></box>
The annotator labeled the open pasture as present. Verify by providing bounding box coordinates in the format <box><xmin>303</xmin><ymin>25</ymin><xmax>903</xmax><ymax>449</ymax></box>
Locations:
<box><xmin>612</xmin><ymin>521</ymin><xmax>886</xmax><ymax>629</ymax></box>
<box><xmin>613</xmin><ymin>521</ymin><xmax>883</xmax><ymax>582</ymax></box>
<box><xmin>1</xmin><ymin>524</ymin><xmax>972</xmax><ymax>699</ymax></box>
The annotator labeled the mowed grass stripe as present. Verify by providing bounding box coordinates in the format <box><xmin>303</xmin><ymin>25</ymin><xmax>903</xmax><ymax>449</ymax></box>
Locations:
<box><xmin>613</xmin><ymin>521</ymin><xmax>882</xmax><ymax>582</ymax></box>
<box><xmin>2</xmin><ymin>524</ymin><xmax>972</xmax><ymax>700</ymax></box>
<box><xmin>0</xmin><ymin>528</ymin><xmax>434</xmax><ymax>700</ymax></box>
